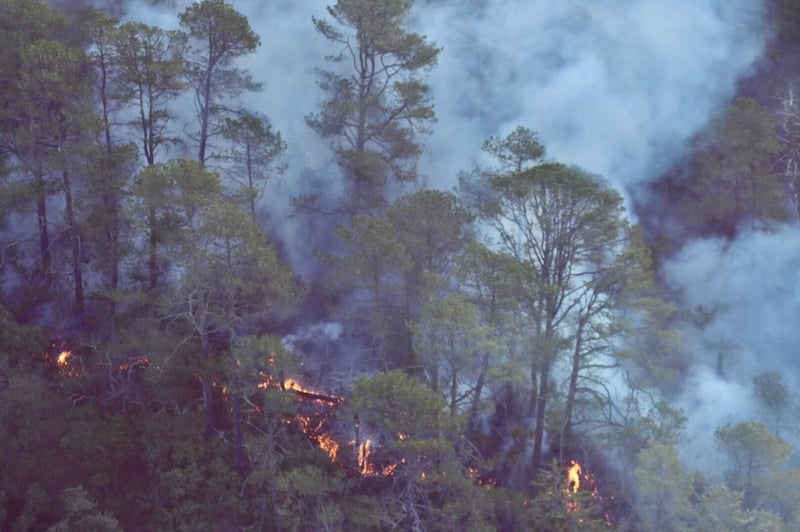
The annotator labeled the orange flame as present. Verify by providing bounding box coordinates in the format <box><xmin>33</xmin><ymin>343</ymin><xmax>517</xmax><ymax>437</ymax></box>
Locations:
<box><xmin>318</xmin><ymin>432</ymin><xmax>340</xmax><ymax>461</ymax></box>
<box><xmin>567</xmin><ymin>460</ymin><xmax>581</xmax><ymax>494</ymax></box>
<box><xmin>358</xmin><ymin>439</ymin><xmax>371</xmax><ymax>475</ymax></box>
<box><xmin>57</xmin><ymin>350</ymin><xmax>71</xmax><ymax>368</ymax></box>
<box><xmin>54</xmin><ymin>349</ymin><xmax>83</xmax><ymax>377</ymax></box>
<box><xmin>266</xmin><ymin>376</ymin><xmax>395</xmax><ymax>477</ymax></box>
<box><xmin>283</xmin><ymin>378</ymin><xmax>309</xmax><ymax>393</ymax></box>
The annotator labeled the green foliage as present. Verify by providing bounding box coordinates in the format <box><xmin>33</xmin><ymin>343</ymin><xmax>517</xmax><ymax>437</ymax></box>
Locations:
<box><xmin>277</xmin><ymin>465</ymin><xmax>344</xmax><ymax>530</ymax></box>
<box><xmin>694</xmin><ymin>484</ymin><xmax>783</xmax><ymax>532</ymax></box>
<box><xmin>464</xmin><ymin>126</ymin><xmax>630</xmax><ymax>469</ymax></box>
<box><xmin>179</xmin><ymin>0</ymin><xmax>260</xmax><ymax>58</ymax></box>
<box><xmin>2</xmin><ymin>3</ymin><xmax>800</xmax><ymax>531</ymax></box>
<box><xmin>753</xmin><ymin>372</ymin><xmax>794</xmax><ymax>436</ymax></box>
<box><xmin>715</xmin><ymin>421</ymin><xmax>793</xmax><ymax>508</ymax></box>
<box><xmin>678</xmin><ymin>97</ymin><xmax>785</xmax><ymax>235</ymax></box>
<box><xmin>328</xmin><ymin>215</ymin><xmax>412</xmax><ymax>365</ymax></box>
<box><xmin>0</xmin><ymin>0</ymin><xmax>68</xmax><ymax>128</ymax></box>
<box><xmin>48</xmin><ymin>486</ymin><xmax>121</xmax><ymax>532</ymax></box>
<box><xmin>410</xmin><ymin>291</ymin><xmax>495</xmax><ymax>416</ymax></box>
<box><xmin>0</xmin><ymin>304</ymin><xmax>48</xmax><ymax>362</ymax></box>
<box><xmin>633</xmin><ymin>443</ymin><xmax>695</xmax><ymax>531</ymax></box>
<box><xmin>136</xmin><ymin>410</ymin><xmax>244</xmax><ymax>530</ymax></box>
<box><xmin>350</xmin><ymin>370</ymin><xmax>451</xmax><ymax>438</ymax></box>
<box><xmin>481</xmin><ymin>125</ymin><xmax>546</xmax><ymax>172</ymax></box>
<box><xmin>131</xmin><ymin>158</ymin><xmax>222</xmax><ymax>288</ymax></box>
<box><xmin>307</xmin><ymin>0</ymin><xmax>441</xmax><ymax>211</ymax></box>
<box><xmin>521</xmin><ymin>460</ymin><xmax>608</xmax><ymax>531</ymax></box>
<box><xmin>603</xmin><ymin>399</ymin><xmax>687</xmax><ymax>470</ymax></box>
<box><xmin>114</xmin><ymin>21</ymin><xmax>186</xmax><ymax>165</ymax></box>
<box><xmin>179</xmin><ymin>0</ymin><xmax>261</xmax><ymax>164</ymax></box>
<box><xmin>176</xmin><ymin>200</ymin><xmax>303</xmax><ymax>320</ymax></box>
<box><xmin>220</xmin><ymin>110</ymin><xmax>287</xmax><ymax>220</ymax></box>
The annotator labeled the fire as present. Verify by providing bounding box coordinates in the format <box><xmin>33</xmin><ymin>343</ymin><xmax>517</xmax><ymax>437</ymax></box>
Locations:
<box><xmin>57</xmin><ymin>350</ymin><xmax>71</xmax><ymax>368</ymax></box>
<box><xmin>116</xmin><ymin>356</ymin><xmax>150</xmax><ymax>372</ymax></box>
<box><xmin>283</xmin><ymin>378</ymin><xmax>308</xmax><ymax>392</ymax></box>
<box><xmin>567</xmin><ymin>460</ymin><xmax>581</xmax><ymax>493</ymax></box>
<box><xmin>53</xmin><ymin>349</ymin><xmax>82</xmax><ymax>377</ymax></box>
<box><xmin>294</xmin><ymin>414</ymin><xmax>335</xmax><ymax>458</ymax></box>
<box><xmin>563</xmin><ymin>460</ymin><xmax>612</xmax><ymax>526</ymax></box>
<box><xmin>358</xmin><ymin>439</ymin><xmax>371</xmax><ymax>475</ymax></box>
<box><xmin>258</xmin><ymin>374</ymin><xmax>394</xmax><ymax>477</ymax></box>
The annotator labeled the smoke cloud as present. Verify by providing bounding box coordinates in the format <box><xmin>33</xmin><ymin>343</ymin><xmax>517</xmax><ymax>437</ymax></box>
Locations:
<box><xmin>665</xmin><ymin>225</ymin><xmax>800</xmax><ymax>473</ymax></box>
<box><xmin>113</xmin><ymin>0</ymin><xmax>780</xmax><ymax>475</ymax></box>
<box><xmin>416</xmin><ymin>0</ymin><xmax>768</xmax><ymax>196</ymax></box>
<box><xmin>116</xmin><ymin>0</ymin><xmax>769</xmax><ymax>268</ymax></box>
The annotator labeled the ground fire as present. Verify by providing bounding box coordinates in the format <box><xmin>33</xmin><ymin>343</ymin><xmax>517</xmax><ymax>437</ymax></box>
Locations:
<box><xmin>52</xmin><ymin>347</ymin><xmax>82</xmax><ymax>377</ymax></box>
<box><xmin>565</xmin><ymin>459</ymin><xmax>613</xmax><ymax>526</ymax></box>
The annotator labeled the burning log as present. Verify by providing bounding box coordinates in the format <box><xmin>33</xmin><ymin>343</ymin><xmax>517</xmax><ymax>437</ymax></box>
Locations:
<box><xmin>282</xmin><ymin>378</ymin><xmax>343</xmax><ymax>405</ymax></box>
<box><xmin>288</xmin><ymin>388</ymin><xmax>343</xmax><ymax>405</ymax></box>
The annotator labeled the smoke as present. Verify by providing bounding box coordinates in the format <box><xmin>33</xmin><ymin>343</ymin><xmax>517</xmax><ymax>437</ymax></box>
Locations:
<box><xmin>664</xmin><ymin>225</ymin><xmax>800</xmax><ymax>473</ymax></box>
<box><xmin>110</xmin><ymin>0</ymin><xmax>769</xmax><ymax>272</ymax></box>
<box><xmin>416</xmin><ymin>0</ymin><xmax>769</xmax><ymax>198</ymax></box>
<box><xmin>109</xmin><ymin>0</ymin><xmax>781</xmax><ymax>475</ymax></box>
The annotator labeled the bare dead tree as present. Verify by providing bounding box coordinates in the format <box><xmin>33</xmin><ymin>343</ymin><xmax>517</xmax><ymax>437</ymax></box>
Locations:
<box><xmin>776</xmin><ymin>85</ymin><xmax>800</xmax><ymax>220</ymax></box>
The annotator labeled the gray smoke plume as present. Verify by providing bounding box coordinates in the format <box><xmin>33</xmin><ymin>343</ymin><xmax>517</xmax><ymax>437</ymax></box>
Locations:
<box><xmin>113</xmin><ymin>0</ymin><xmax>777</xmax><ymax>476</ymax></box>
<box><xmin>117</xmin><ymin>0</ymin><xmax>769</xmax><ymax>269</ymax></box>
<box><xmin>416</xmin><ymin>0</ymin><xmax>768</xmax><ymax>197</ymax></box>
<box><xmin>665</xmin><ymin>225</ymin><xmax>800</xmax><ymax>474</ymax></box>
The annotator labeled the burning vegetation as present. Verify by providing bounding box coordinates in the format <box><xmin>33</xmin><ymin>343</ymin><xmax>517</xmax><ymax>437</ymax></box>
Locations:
<box><xmin>42</xmin><ymin>338</ymin><xmax>624</xmax><ymax>528</ymax></box>
<box><xmin>50</xmin><ymin>345</ymin><xmax>83</xmax><ymax>378</ymax></box>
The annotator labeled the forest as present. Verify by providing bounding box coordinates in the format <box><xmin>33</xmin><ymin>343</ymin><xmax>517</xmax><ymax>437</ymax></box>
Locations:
<box><xmin>2</xmin><ymin>0</ymin><xmax>800</xmax><ymax>530</ymax></box>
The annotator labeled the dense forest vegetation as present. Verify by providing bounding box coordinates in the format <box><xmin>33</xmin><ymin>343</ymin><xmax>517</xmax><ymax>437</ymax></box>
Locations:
<box><xmin>2</xmin><ymin>0</ymin><xmax>800</xmax><ymax>530</ymax></box>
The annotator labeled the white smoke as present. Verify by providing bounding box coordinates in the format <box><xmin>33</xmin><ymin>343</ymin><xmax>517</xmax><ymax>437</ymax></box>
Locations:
<box><xmin>416</xmin><ymin>0</ymin><xmax>768</xmax><ymax>197</ymax></box>
<box><xmin>111</xmin><ymin>2</ymin><xmax>781</xmax><ymax>474</ymax></box>
<box><xmin>113</xmin><ymin>0</ymin><xmax>769</xmax><ymax>270</ymax></box>
<box><xmin>665</xmin><ymin>225</ymin><xmax>800</xmax><ymax>471</ymax></box>
<box><xmin>282</xmin><ymin>320</ymin><xmax>343</xmax><ymax>353</ymax></box>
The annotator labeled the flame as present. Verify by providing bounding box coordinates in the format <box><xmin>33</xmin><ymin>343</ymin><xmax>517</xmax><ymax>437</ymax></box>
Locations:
<box><xmin>116</xmin><ymin>357</ymin><xmax>150</xmax><ymax>372</ymax></box>
<box><xmin>318</xmin><ymin>433</ymin><xmax>340</xmax><ymax>461</ymax></box>
<box><xmin>54</xmin><ymin>349</ymin><xmax>82</xmax><ymax>377</ymax></box>
<box><xmin>57</xmin><ymin>350</ymin><xmax>71</xmax><ymax>368</ymax></box>
<box><xmin>567</xmin><ymin>460</ymin><xmax>581</xmax><ymax>493</ymax></box>
<box><xmin>283</xmin><ymin>378</ymin><xmax>308</xmax><ymax>392</ymax></box>
<box><xmin>257</xmin><ymin>375</ymin><xmax>394</xmax><ymax>477</ymax></box>
<box><xmin>358</xmin><ymin>439</ymin><xmax>371</xmax><ymax>475</ymax></box>
<box><xmin>563</xmin><ymin>460</ymin><xmax>612</xmax><ymax>526</ymax></box>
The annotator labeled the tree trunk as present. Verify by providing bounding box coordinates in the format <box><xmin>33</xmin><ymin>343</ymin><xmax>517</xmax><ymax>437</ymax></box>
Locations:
<box><xmin>561</xmin><ymin>318</ymin><xmax>586</xmax><ymax>459</ymax></box>
<box><xmin>201</xmin><ymin>333</ymin><xmax>214</xmax><ymax>439</ymax></box>
<box><xmin>246</xmin><ymin>144</ymin><xmax>257</xmax><ymax>222</ymax></box>
<box><xmin>198</xmin><ymin>68</ymin><xmax>213</xmax><ymax>167</ymax></box>
<box><xmin>467</xmin><ymin>350</ymin><xmax>491</xmax><ymax>432</ymax></box>
<box><xmin>148</xmin><ymin>206</ymin><xmax>158</xmax><ymax>291</ymax></box>
<box><xmin>531</xmin><ymin>359</ymin><xmax>551</xmax><ymax>471</ymax></box>
<box><xmin>232</xmin><ymin>389</ymin><xmax>246</xmax><ymax>475</ymax></box>
<box><xmin>62</xmin><ymin>168</ymin><xmax>84</xmax><ymax>317</ymax></box>
<box><xmin>99</xmin><ymin>53</ymin><xmax>120</xmax><ymax>293</ymax></box>
<box><xmin>265</xmin><ymin>420</ymin><xmax>282</xmax><ymax>532</ymax></box>
<box><xmin>36</xmin><ymin>172</ymin><xmax>52</xmax><ymax>289</ymax></box>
